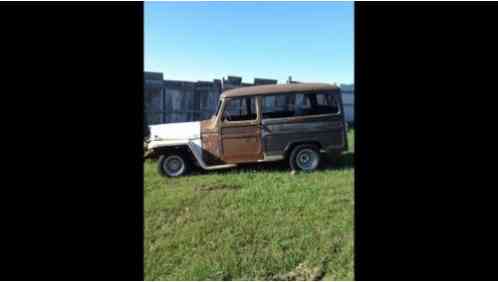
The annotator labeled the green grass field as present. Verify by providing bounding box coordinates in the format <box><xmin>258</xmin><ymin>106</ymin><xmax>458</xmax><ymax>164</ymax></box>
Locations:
<box><xmin>144</xmin><ymin>130</ymin><xmax>354</xmax><ymax>280</ymax></box>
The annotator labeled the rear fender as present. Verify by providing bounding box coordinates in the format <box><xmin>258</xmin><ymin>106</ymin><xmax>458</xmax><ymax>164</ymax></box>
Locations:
<box><xmin>283</xmin><ymin>140</ymin><xmax>322</xmax><ymax>158</ymax></box>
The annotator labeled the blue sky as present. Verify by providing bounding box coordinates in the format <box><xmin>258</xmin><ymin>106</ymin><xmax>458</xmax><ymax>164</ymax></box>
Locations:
<box><xmin>145</xmin><ymin>2</ymin><xmax>353</xmax><ymax>84</ymax></box>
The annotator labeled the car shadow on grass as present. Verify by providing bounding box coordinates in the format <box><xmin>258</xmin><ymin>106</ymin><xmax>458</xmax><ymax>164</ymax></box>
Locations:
<box><xmin>190</xmin><ymin>152</ymin><xmax>354</xmax><ymax>176</ymax></box>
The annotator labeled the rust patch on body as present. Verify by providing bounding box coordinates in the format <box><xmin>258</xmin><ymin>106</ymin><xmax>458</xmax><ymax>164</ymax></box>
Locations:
<box><xmin>221</xmin><ymin>126</ymin><xmax>259</xmax><ymax>138</ymax></box>
<box><xmin>221</xmin><ymin>125</ymin><xmax>262</xmax><ymax>163</ymax></box>
<box><xmin>201</xmin><ymin>119</ymin><xmax>224</xmax><ymax>165</ymax></box>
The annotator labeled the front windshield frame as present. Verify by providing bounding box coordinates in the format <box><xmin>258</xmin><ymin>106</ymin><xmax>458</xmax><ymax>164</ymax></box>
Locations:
<box><xmin>214</xmin><ymin>99</ymin><xmax>223</xmax><ymax>118</ymax></box>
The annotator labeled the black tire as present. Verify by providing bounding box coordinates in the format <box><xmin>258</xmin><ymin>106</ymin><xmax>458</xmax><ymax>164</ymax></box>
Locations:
<box><xmin>157</xmin><ymin>152</ymin><xmax>190</xmax><ymax>177</ymax></box>
<box><xmin>289</xmin><ymin>144</ymin><xmax>321</xmax><ymax>172</ymax></box>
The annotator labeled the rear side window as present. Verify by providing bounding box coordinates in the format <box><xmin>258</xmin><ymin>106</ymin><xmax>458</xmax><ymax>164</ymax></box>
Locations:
<box><xmin>223</xmin><ymin>96</ymin><xmax>257</xmax><ymax>122</ymax></box>
<box><xmin>309</xmin><ymin>93</ymin><xmax>340</xmax><ymax>115</ymax></box>
<box><xmin>262</xmin><ymin>92</ymin><xmax>340</xmax><ymax>119</ymax></box>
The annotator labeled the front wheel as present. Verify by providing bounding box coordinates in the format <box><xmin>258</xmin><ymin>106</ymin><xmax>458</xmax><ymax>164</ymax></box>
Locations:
<box><xmin>289</xmin><ymin>144</ymin><xmax>321</xmax><ymax>172</ymax></box>
<box><xmin>157</xmin><ymin>153</ymin><xmax>190</xmax><ymax>177</ymax></box>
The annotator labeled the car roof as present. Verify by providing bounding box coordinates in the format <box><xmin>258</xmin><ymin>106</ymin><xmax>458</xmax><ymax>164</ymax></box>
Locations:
<box><xmin>220</xmin><ymin>83</ymin><xmax>339</xmax><ymax>98</ymax></box>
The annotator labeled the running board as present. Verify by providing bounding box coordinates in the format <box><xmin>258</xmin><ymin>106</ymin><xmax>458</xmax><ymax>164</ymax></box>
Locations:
<box><xmin>203</xmin><ymin>164</ymin><xmax>237</xmax><ymax>170</ymax></box>
<box><xmin>258</xmin><ymin>155</ymin><xmax>285</xmax><ymax>162</ymax></box>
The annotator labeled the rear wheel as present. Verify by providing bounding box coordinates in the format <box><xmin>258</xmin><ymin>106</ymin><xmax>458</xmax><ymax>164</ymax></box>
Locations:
<box><xmin>157</xmin><ymin>153</ymin><xmax>190</xmax><ymax>177</ymax></box>
<box><xmin>289</xmin><ymin>144</ymin><xmax>321</xmax><ymax>172</ymax></box>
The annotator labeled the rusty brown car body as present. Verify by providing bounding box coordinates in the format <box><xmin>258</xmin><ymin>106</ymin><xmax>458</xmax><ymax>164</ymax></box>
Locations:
<box><xmin>147</xmin><ymin>83</ymin><xmax>348</xmax><ymax>177</ymax></box>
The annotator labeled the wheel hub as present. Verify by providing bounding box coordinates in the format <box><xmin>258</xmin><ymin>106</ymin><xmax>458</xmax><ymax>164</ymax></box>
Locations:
<box><xmin>163</xmin><ymin>155</ymin><xmax>185</xmax><ymax>176</ymax></box>
<box><xmin>296</xmin><ymin>149</ymin><xmax>319</xmax><ymax>171</ymax></box>
<box><xmin>168</xmin><ymin>160</ymin><xmax>180</xmax><ymax>171</ymax></box>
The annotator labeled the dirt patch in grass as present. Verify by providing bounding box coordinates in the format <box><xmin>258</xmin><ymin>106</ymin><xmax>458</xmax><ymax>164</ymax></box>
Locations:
<box><xmin>270</xmin><ymin>262</ymin><xmax>325</xmax><ymax>281</ymax></box>
<box><xmin>194</xmin><ymin>183</ymin><xmax>242</xmax><ymax>192</ymax></box>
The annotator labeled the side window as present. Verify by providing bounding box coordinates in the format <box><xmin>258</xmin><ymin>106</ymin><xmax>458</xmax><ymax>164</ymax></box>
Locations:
<box><xmin>295</xmin><ymin>93</ymin><xmax>312</xmax><ymax>116</ymax></box>
<box><xmin>262</xmin><ymin>93</ymin><xmax>296</xmax><ymax>119</ymax></box>
<box><xmin>316</xmin><ymin>93</ymin><xmax>340</xmax><ymax>114</ymax></box>
<box><xmin>316</xmin><ymin>93</ymin><xmax>328</xmax><ymax>105</ymax></box>
<box><xmin>295</xmin><ymin>92</ymin><xmax>340</xmax><ymax>116</ymax></box>
<box><xmin>223</xmin><ymin>97</ymin><xmax>257</xmax><ymax>122</ymax></box>
<box><xmin>261</xmin><ymin>92</ymin><xmax>340</xmax><ymax>119</ymax></box>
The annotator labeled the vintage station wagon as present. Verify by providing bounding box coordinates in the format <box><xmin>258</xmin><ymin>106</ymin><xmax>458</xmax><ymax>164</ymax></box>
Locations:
<box><xmin>146</xmin><ymin>83</ymin><xmax>348</xmax><ymax>177</ymax></box>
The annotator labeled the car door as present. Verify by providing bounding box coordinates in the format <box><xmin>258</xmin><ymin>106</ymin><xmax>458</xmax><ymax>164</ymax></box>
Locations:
<box><xmin>220</xmin><ymin>96</ymin><xmax>263</xmax><ymax>163</ymax></box>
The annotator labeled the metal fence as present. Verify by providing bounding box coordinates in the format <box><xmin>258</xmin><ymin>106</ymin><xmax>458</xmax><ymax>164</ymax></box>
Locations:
<box><xmin>147</xmin><ymin>109</ymin><xmax>215</xmax><ymax>123</ymax></box>
<box><xmin>145</xmin><ymin>74</ymin><xmax>353</xmax><ymax>126</ymax></box>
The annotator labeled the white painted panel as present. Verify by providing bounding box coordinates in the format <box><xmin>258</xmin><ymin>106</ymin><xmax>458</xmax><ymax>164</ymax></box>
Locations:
<box><xmin>149</xmin><ymin>121</ymin><xmax>201</xmax><ymax>140</ymax></box>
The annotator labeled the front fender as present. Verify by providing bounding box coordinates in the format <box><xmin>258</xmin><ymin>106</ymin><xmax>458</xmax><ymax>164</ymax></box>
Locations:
<box><xmin>146</xmin><ymin>139</ymin><xmax>206</xmax><ymax>166</ymax></box>
<box><xmin>145</xmin><ymin>140</ymin><xmax>192</xmax><ymax>160</ymax></box>
<box><xmin>147</xmin><ymin>139</ymin><xmax>190</xmax><ymax>150</ymax></box>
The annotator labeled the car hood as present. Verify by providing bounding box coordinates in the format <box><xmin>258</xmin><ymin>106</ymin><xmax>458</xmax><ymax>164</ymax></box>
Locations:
<box><xmin>148</xmin><ymin>121</ymin><xmax>201</xmax><ymax>141</ymax></box>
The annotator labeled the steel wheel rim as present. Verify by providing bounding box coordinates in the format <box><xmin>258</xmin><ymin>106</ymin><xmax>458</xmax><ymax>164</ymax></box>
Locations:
<box><xmin>163</xmin><ymin>155</ymin><xmax>185</xmax><ymax>176</ymax></box>
<box><xmin>296</xmin><ymin>149</ymin><xmax>319</xmax><ymax>171</ymax></box>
